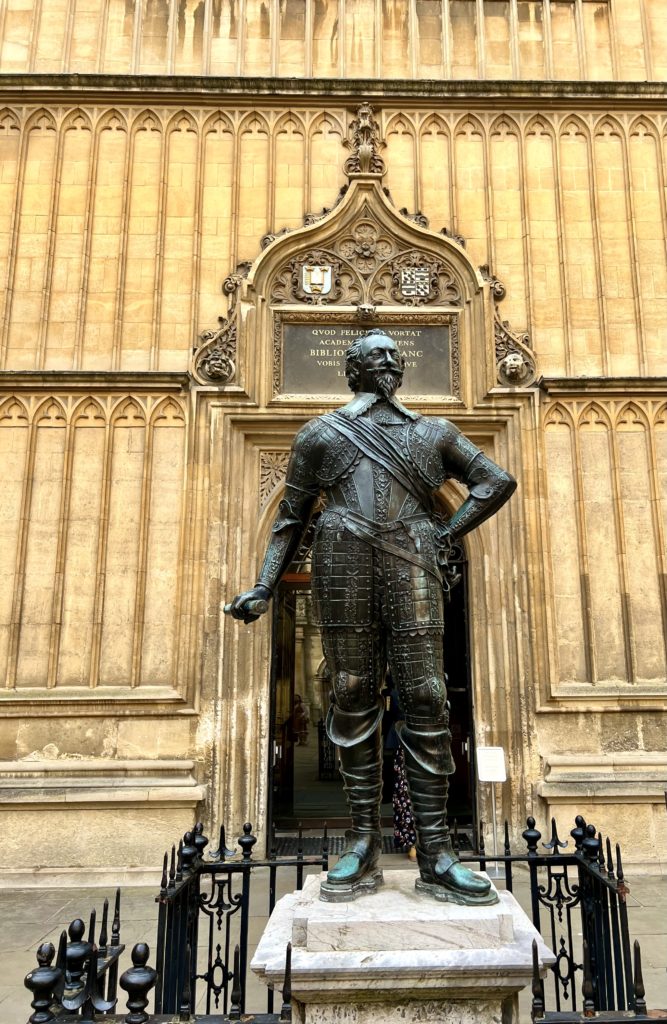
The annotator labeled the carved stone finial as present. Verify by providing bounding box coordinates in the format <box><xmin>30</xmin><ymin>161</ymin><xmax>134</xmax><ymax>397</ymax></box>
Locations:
<box><xmin>480</xmin><ymin>264</ymin><xmax>506</xmax><ymax>301</ymax></box>
<box><xmin>261</xmin><ymin>226</ymin><xmax>292</xmax><ymax>250</ymax></box>
<box><xmin>399</xmin><ymin>208</ymin><xmax>429</xmax><ymax>229</ymax></box>
<box><xmin>343</xmin><ymin>104</ymin><xmax>386</xmax><ymax>177</ymax></box>
<box><xmin>222</xmin><ymin>260</ymin><xmax>252</xmax><ymax>310</ymax></box>
<box><xmin>441</xmin><ymin>226</ymin><xmax>467</xmax><ymax>249</ymax></box>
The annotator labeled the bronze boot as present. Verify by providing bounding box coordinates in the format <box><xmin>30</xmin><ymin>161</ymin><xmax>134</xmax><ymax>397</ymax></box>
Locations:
<box><xmin>320</xmin><ymin>702</ymin><xmax>384</xmax><ymax>902</ymax></box>
<box><xmin>400</xmin><ymin>721</ymin><xmax>498</xmax><ymax>906</ymax></box>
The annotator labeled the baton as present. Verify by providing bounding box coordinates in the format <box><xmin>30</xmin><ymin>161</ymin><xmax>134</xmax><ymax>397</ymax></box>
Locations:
<box><xmin>223</xmin><ymin>598</ymin><xmax>269</xmax><ymax>617</ymax></box>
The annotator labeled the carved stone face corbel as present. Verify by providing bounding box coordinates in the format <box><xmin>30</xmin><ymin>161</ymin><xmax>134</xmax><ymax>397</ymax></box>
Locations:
<box><xmin>480</xmin><ymin>265</ymin><xmax>537</xmax><ymax>387</ymax></box>
<box><xmin>494</xmin><ymin>311</ymin><xmax>537</xmax><ymax>387</ymax></box>
<box><xmin>192</xmin><ymin>317</ymin><xmax>237</xmax><ymax>385</ymax></box>
<box><xmin>191</xmin><ymin>260</ymin><xmax>251</xmax><ymax>385</ymax></box>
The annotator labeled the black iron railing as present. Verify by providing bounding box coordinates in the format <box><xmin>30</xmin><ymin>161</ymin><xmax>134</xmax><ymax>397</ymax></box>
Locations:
<box><xmin>154</xmin><ymin>821</ymin><xmax>328</xmax><ymax>1017</ymax></box>
<box><xmin>22</xmin><ymin>812</ymin><xmax>661</xmax><ymax>1024</ymax></box>
<box><xmin>455</xmin><ymin>815</ymin><xmax>639</xmax><ymax>1016</ymax></box>
<box><xmin>24</xmin><ymin>890</ymin><xmax>124</xmax><ymax>1021</ymax></box>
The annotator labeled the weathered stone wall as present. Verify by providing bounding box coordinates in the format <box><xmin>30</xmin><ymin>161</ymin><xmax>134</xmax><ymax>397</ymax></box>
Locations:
<box><xmin>1</xmin><ymin>104</ymin><xmax>664</xmax><ymax>376</ymax></box>
<box><xmin>0</xmin><ymin>0</ymin><xmax>665</xmax><ymax>81</ymax></box>
<box><xmin>0</xmin><ymin>1</ymin><xmax>666</xmax><ymax>878</ymax></box>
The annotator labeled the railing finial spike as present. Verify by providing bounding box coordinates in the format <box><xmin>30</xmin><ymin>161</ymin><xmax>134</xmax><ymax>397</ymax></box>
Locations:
<box><xmin>530</xmin><ymin>938</ymin><xmax>545</xmax><ymax>1021</ymax></box>
<box><xmin>280</xmin><ymin>941</ymin><xmax>293</xmax><ymax>1022</ymax></box>
<box><xmin>229</xmin><ymin>944</ymin><xmax>242</xmax><ymax>1019</ymax></box>
<box><xmin>582</xmin><ymin>939</ymin><xmax>595</xmax><ymax>1016</ymax></box>
<box><xmin>633</xmin><ymin>939</ymin><xmax>647</xmax><ymax>1014</ymax></box>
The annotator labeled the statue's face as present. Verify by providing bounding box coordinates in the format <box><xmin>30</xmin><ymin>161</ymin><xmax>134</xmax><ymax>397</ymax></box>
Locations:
<box><xmin>357</xmin><ymin>334</ymin><xmax>404</xmax><ymax>398</ymax></box>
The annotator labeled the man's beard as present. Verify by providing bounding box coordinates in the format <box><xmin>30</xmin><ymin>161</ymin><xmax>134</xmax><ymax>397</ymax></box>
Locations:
<box><xmin>371</xmin><ymin>370</ymin><xmax>402</xmax><ymax>399</ymax></box>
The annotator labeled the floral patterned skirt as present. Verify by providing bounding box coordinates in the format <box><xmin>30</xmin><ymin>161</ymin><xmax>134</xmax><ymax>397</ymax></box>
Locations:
<box><xmin>392</xmin><ymin>747</ymin><xmax>416</xmax><ymax>851</ymax></box>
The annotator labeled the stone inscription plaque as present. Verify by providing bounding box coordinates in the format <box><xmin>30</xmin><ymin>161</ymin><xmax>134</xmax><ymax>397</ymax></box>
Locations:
<box><xmin>279</xmin><ymin>319</ymin><xmax>455</xmax><ymax>398</ymax></box>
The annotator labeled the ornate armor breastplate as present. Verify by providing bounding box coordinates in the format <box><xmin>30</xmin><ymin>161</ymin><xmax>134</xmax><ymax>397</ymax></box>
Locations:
<box><xmin>405</xmin><ymin>418</ymin><xmax>449</xmax><ymax>489</ymax></box>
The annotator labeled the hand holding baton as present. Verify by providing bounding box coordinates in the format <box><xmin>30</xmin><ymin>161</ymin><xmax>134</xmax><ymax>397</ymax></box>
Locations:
<box><xmin>223</xmin><ymin>598</ymin><xmax>269</xmax><ymax>619</ymax></box>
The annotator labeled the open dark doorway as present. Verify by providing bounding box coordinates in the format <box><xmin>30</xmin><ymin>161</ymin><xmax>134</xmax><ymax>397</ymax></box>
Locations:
<box><xmin>267</xmin><ymin>545</ymin><xmax>476</xmax><ymax>839</ymax></box>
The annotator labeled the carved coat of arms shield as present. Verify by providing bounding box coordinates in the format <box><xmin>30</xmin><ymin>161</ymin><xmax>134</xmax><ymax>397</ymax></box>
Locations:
<box><xmin>400</xmin><ymin>266</ymin><xmax>430</xmax><ymax>298</ymax></box>
<box><xmin>302</xmin><ymin>264</ymin><xmax>333</xmax><ymax>296</ymax></box>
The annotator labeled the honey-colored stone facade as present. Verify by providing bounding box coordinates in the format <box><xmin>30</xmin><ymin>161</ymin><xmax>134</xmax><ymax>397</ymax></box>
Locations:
<box><xmin>0</xmin><ymin>0</ymin><xmax>665</xmax><ymax>880</ymax></box>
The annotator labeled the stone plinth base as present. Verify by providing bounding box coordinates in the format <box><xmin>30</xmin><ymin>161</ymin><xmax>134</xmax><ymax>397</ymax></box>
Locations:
<box><xmin>252</xmin><ymin>870</ymin><xmax>555</xmax><ymax>1024</ymax></box>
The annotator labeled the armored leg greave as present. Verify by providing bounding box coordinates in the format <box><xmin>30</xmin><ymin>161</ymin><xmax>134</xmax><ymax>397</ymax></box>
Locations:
<box><xmin>400</xmin><ymin>720</ymin><xmax>497</xmax><ymax>906</ymax></box>
<box><xmin>320</xmin><ymin>703</ymin><xmax>384</xmax><ymax>902</ymax></box>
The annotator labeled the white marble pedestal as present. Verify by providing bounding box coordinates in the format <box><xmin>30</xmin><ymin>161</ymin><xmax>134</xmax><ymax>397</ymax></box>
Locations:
<box><xmin>252</xmin><ymin>870</ymin><xmax>555</xmax><ymax>1024</ymax></box>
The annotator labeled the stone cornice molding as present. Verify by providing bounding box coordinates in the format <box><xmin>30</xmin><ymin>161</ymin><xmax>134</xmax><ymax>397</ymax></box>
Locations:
<box><xmin>537</xmin><ymin>753</ymin><xmax>667</xmax><ymax>801</ymax></box>
<box><xmin>539</xmin><ymin>375</ymin><xmax>667</xmax><ymax>397</ymax></box>
<box><xmin>0</xmin><ymin>75</ymin><xmax>665</xmax><ymax>109</ymax></box>
<box><xmin>0</xmin><ymin>370</ymin><xmax>191</xmax><ymax>392</ymax></box>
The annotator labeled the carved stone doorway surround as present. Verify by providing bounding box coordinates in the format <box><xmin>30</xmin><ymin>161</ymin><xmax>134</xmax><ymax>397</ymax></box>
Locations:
<box><xmin>193</xmin><ymin>106</ymin><xmax>540</xmax><ymax>850</ymax></box>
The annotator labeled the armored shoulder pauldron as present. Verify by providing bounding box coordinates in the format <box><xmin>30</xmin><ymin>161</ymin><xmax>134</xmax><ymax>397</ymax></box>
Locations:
<box><xmin>315</xmin><ymin>418</ymin><xmax>360</xmax><ymax>485</ymax></box>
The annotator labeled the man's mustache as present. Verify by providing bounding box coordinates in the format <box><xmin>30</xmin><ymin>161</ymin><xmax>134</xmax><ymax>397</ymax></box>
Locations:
<box><xmin>370</xmin><ymin>368</ymin><xmax>403</xmax><ymax>397</ymax></box>
<box><xmin>368</xmin><ymin>366</ymin><xmax>403</xmax><ymax>380</ymax></box>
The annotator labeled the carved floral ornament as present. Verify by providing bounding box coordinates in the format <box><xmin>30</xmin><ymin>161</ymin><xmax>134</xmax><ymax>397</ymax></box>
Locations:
<box><xmin>269</xmin><ymin>211</ymin><xmax>463</xmax><ymax>310</ymax></box>
<box><xmin>260</xmin><ymin>450</ymin><xmax>291</xmax><ymax>511</ymax></box>
<box><xmin>191</xmin><ymin>102</ymin><xmax>536</xmax><ymax>389</ymax></box>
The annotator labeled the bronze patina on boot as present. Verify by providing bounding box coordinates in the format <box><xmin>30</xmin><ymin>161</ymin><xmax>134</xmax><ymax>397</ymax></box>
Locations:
<box><xmin>320</xmin><ymin>831</ymin><xmax>383</xmax><ymax>902</ymax></box>
<box><xmin>320</xmin><ymin>702</ymin><xmax>385</xmax><ymax>902</ymax></box>
<box><xmin>399</xmin><ymin>717</ymin><xmax>498</xmax><ymax>906</ymax></box>
<box><xmin>415</xmin><ymin>844</ymin><xmax>498</xmax><ymax>906</ymax></box>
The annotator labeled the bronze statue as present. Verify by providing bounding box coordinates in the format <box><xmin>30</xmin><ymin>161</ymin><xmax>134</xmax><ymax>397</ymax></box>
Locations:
<box><xmin>227</xmin><ymin>329</ymin><xmax>516</xmax><ymax>904</ymax></box>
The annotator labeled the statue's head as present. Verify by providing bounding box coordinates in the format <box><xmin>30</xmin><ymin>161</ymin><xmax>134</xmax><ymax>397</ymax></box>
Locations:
<box><xmin>345</xmin><ymin>329</ymin><xmax>405</xmax><ymax>398</ymax></box>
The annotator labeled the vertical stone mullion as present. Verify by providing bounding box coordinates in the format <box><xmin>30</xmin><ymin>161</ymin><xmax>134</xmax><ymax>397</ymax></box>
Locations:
<box><xmin>607</xmin><ymin>413</ymin><xmax>637</xmax><ymax>683</ymax></box>
<box><xmin>72</xmin><ymin>117</ymin><xmax>100</xmax><ymax>370</ymax></box>
<box><xmin>35</xmin><ymin>116</ymin><xmax>67</xmax><ymax>370</ymax></box>
<box><xmin>190</xmin><ymin>112</ymin><xmax>205</xmax><ymax>355</ymax></box>
<box><xmin>150</xmin><ymin>112</ymin><xmax>170</xmax><ymax>371</ymax></box>
<box><xmin>441</xmin><ymin>0</ymin><xmax>451</xmax><ymax>77</ymax></box>
<box><xmin>2</xmin><ymin>401</ymin><xmax>34</xmax><ymax>690</ymax></box>
<box><xmin>570</xmin><ymin>406</ymin><xmax>597</xmax><ymax>684</ymax></box>
<box><xmin>46</xmin><ymin>408</ymin><xmax>75</xmax><ymax>688</ymax></box>
<box><xmin>129</xmin><ymin>400</ymin><xmax>154</xmax><ymax>688</ymax></box>
<box><xmin>89</xmin><ymin>411</ymin><xmax>114</xmax><ymax>689</ymax></box>
<box><xmin>0</xmin><ymin>111</ymin><xmax>25</xmax><ymax>370</ymax></box>
<box><xmin>583</xmin><ymin>116</ymin><xmax>611</xmax><ymax>374</ymax></box>
<box><xmin>619</xmin><ymin>118</ymin><xmax>648</xmax><ymax>375</ymax></box>
<box><xmin>111</xmin><ymin>116</ymin><xmax>138</xmax><ymax>371</ymax></box>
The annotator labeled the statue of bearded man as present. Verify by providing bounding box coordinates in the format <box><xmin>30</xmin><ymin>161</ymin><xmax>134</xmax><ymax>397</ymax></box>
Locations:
<box><xmin>227</xmin><ymin>329</ymin><xmax>516</xmax><ymax>904</ymax></box>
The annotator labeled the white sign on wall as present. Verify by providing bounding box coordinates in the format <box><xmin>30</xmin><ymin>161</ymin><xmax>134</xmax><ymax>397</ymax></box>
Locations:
<box><xmin>476</xmin><ymin>746</ymin><xmax>507</xmax><ymax>783</ymax></box>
